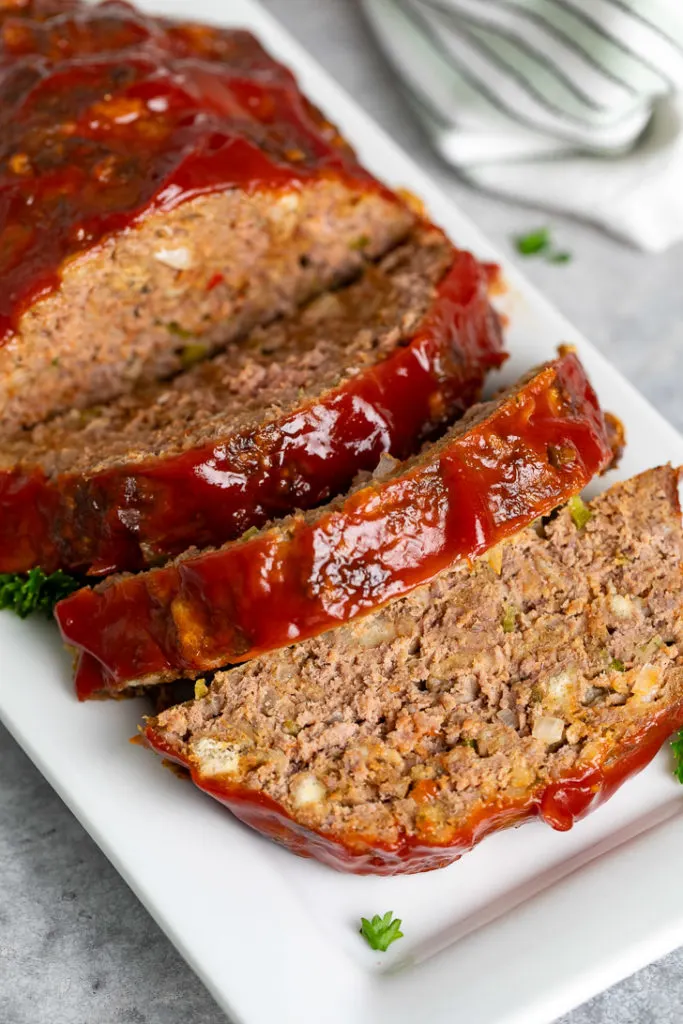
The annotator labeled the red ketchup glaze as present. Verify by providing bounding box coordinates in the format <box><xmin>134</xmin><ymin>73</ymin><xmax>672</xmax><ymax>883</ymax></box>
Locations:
<box><xmin>0</xmin><ymin>0</ymin><xmax>398</xmax><ymax>342</ymax></box>
<box><xmin>56</xmin><ymin>352</ymin><xmax>614</xmax><ymax>699</ymax></box>
<box><xmin>144</xmin><ymin>699</ymin><xmax>683</xmax><ymax>875</ymax></box>
<box><xmin>0</xmin><ymin>246</ymin><xmax>504</xmax><ymax>575</ymax></box>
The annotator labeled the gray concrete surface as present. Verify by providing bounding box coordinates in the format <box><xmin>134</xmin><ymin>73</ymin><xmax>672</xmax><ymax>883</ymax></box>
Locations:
<box><xmin>2</xmin><ymin>1</ymin><xmax>683</xmax><ymax>1021</ymax></box>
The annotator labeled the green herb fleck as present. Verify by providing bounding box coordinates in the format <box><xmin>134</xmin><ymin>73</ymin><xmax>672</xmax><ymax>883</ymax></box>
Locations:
<box><xmin>0</xmin><ymin>568</ymin><xmax>81</xmax><ymax>619</ymax></box>
<box><xmin>502</xmin><ymin>603</ymin><xmax>517</xmax><ymax>633</ymax></box>
<box><xmin>514</xmin><ymin>227</ymin><xmax>551</xmax><ymax>256</ymax></box>
<box><xmin>610</xmin><ymin>658</ymin><xmax>625</xmax><ymax>672</ymax></box>
<box><xmin>513</xmin><ymin>227</ymin><xmax>572</xmax><ymax>264</ymax></box>
<box><xmin>282</xmin><ymin>719</ymin><xmax>301</xmax><ymax>736</ymax></box>
<box><xmin>671</xmin><ymin>730</ymin><xmax>683</xmax><ymax>783</ymax></box>
<box><xmin>350</xmin><ymin>234</ymin><xmax>370</xmax><ymax>250</ymax></box>
<box><xmin>179</xmin><ymin>342</ymin><xmax>208</xmax><ymax>369</ymax></box>
<box><xmin>568</xmin><ymin>495</ymin><xmax>592</xmax><ymax>530</ymax></box>
<box><xmin>51</xmin><ymin>356</ymin><xmax>60</xmax><ymax>367</ymax></box>
<box><xmin>240</xmin><ymin>526</ymin><xmax>260</xmax><ymax>542</ymax></box>
<box><xmin>166</xmin><ymin>321</ymin><xmax>196</xmax><ymax>340</ymax></box>
<box><xmin>360</xmin><ymin>912</ymin><xmax>404</xmax><ymax>952</ymax></box>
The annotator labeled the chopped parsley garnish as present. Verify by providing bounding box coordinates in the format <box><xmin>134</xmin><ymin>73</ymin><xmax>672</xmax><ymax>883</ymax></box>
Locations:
<box><xmin>166</xmin><ymin>320</ymin><xmax>196</xmax><ymax>340</ymax></box>
<box><xmin>671</xmin><ymin>730</ymin><xmax>683</xmax><ymax>783</ymax></box>
<box><xmin>568</xmin><ymin>495</ymin><xmax>592</xmax><ymax>530</ymax></box>
<box><xmin>0</xmin><ymin>568</ymin><xmax>81</xmax><ymax>619</ymax></box>
<box><xmin>360</xmin><ymin>912</ymin><xmax>404</xmax><ymax>952</ymax></box>
<box><xmin>610</xmin><ymin>658</ymin><xmax>625</xmax><ymax>672</ymax></box>
<box><xmin>514</xmin><ymin>227</ymin><xmax>550</xmax><ymax>256</ymax></box>
<box><xmin>513</xmin><ymin>227</ymin><xmax>572</xmax><ymax>264</ymax></box>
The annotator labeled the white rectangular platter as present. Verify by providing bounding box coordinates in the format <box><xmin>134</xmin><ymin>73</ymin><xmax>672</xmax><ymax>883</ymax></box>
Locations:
<box><xmin>2</xmin><ymin>2</ymin><xmax>683</xmax><ymax>1023</ymax></box>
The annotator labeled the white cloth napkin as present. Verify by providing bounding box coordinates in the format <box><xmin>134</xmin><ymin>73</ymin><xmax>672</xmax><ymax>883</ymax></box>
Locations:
<box><xmin>362</xmin><ymin>0</ymin><xmax>683</xmax><ymax>251</ymax></box>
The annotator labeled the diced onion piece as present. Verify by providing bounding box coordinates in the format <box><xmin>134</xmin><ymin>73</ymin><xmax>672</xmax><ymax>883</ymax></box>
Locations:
<box><xmin>637</xmin><ymin>635</ymin><xmax>664</xmax><ymax>664</ymax></box>
<box><xmin>631</xmin><ymin>664</ymin><xmax>661</xmax><ymax>702</ymax></box>
<box><xmin>546</xmin><ymin>669</ymin><xmax>575</xmax><ymax>710</ymax></box>
<box><xmin>269</xmin><ymin>191</ymin><xmax>301</xmax><ymax>221</ymax></box>
<box><xmin>484</xmin><ymin>543</ymin><xmax>503</xmax><ymax>575</ymax></box>
<box><xmin>610</xmin><ymin>595</ymin><xmax>633</xmax><ymax>619</ymax></box>
<box><xmin>191</xmin><ymin>737</ymin><xmax>240</xmax><ymax>776</ymax></box>
<box><xmin>532</xmin><ymin>716</ymin><xmax>565</xmax><ymax>745</ymax></box>
<box><xmin>372</xmin><ymin>453</ymin><xmax>399</xmax><ymax>481</ymax></box>
<box><xmin>154</xmin><ymin>246</ymin><xmax>195</xmax><ymax>270</ymax></box>
<box><xmin>292</xmin><ymin>774</ymin><xmax>326</xmax><ymax>807</ymax></box>
<box><xmin>357</xmin><ymin>617</ymin><xmax>396</xmax><ymax>648</ymax></box>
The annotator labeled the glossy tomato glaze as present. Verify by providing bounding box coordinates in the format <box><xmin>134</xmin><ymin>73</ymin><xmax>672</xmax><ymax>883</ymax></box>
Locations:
<box><xmin>144</xmin><ymin>699</ymin><xmax>683</xmax><ymax>874</ymax></box>
<box><xmin>0</xmin><ymin>0</ymin><xmax>400</xmax><ymax>342</ymax></box>
<box><xmin>57</xmin><ymin>352</ymin><xmax>614</xmax><ymax>699</ymax></box>
<box><xmin>0</xmin><ymin>245</ymin><xmax>505</xmax><ymax>575</ymax></box>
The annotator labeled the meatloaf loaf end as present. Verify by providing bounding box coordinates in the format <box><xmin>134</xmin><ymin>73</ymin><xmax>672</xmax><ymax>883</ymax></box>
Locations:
<box><xmin>56</xmin><ymin>351</ymin><xmax>615</xmax><ymax>699</ymax></box>
<box><xmin>0</xmin><ymin>223</ymin><xmax>504</xmax><ymax>575</ymax></box>
<box><xmin>144</xmin><ymin>466</ymin><xmax>683</xmax><ymax>875</ymax></box>
<box><xmin>0</xmin><ymin>1</ymin><xmax>413</xmax><ymax>429</ymax></box>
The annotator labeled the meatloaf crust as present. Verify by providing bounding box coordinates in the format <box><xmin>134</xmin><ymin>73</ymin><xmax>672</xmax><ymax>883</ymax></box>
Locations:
<box><xmin>145</xmin><ymin>466</ymin><xmax>683</xmax><ymax>874</ymax></box>
<box><xmin>0</xmin><ymin>0</ymin><xmax>413</xmax><ymax>428</ymax></box>
<box><xmin>57</xmin><ymin>351</ymin><xmax>615</xmax><ymax>698</ymax></box>
<box><xmin>0</xmin><ymin>224</ymin><xmax>504</xmax><ymax>575</ymax></box>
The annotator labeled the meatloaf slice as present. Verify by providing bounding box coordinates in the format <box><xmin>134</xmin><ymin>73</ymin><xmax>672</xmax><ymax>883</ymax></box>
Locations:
<box><xmin>144</xmin><ymin>466</ymin><xmax>683</xmax><ymax>875</ymax></box>
<box><xmin>0</xmin><ymin>1</ymin><xmax>413</xmax><ymax>429</ymax></box>
<box><xmin>56</xmin><ymin>351</ymin><xmax>615</xmax><ymax>699</ymax></box>
<box><xmin>0</xmin><ymin>224</ymin><xmax>504</xmax><ymax>575</ymax></box>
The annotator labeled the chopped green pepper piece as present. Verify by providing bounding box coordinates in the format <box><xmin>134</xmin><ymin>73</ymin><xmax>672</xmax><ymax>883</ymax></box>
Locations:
<box><xmin>502</xmin><ymin>603</ymin><xmax>517</xmax><ymax>633</ymax></box>
<box><xmin>179</xmin><ymin>342</ymin><xmax>207</xmax><ymax>368</ymax></box>
<box><xmin>568</xmin><ymin>495</ymin><xmax>592</xmax><ymax>530</ymax></box>
<box><xmin>166</xmin><ymin>321</ymin><xmax>196</xmax><ymax>340</ymax></box>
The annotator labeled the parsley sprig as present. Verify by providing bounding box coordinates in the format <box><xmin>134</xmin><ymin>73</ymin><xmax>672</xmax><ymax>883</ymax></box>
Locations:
<box><xmin>360</xmin><ymin>912</ymin><xmax>404</xmax><ymax>952</ymax></box>
<box><xmin>0</xmin><ymin>568</ymin><xmax>81</xmax><ymax>619</ymax></box>
<box><xmin>671</xmin><ymin>731</ymin><xmax>683</xmax><ymax>783</ymax></box>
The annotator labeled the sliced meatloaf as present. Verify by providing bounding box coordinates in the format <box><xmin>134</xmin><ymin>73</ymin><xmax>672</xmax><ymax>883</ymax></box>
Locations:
<box><xmin>144</xmin><ymin>466</ymin><xmax>683</xmax><ymax>875</ymax></box>
<box><xmin>56</xmin><ymin>351</ymin><xmax>616</xmax><ymax>699</ymax></box>
<box><xmin>0</xmin><ymin>0</ymin><xmax>413</xmax><ymax>429</ymax></box>
<box><xmin>0</xmin><ymin>224</ymin><xmax>504</xmax><ymax>575</ymax></box>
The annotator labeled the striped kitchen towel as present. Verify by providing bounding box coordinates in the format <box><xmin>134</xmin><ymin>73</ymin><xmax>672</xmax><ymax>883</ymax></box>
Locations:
<box><xmin>362</xmin><ymin>0</ymin><xmax>683</xmax><ymax>250</ymax></box>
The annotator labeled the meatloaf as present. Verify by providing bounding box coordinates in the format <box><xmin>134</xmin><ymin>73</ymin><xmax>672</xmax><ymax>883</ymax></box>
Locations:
<box><xmin>0</xmin><ymin>0</ymin><xmax>413</xmax><ymax>430</ymax></box>
<box><xmin>144</xmin><ymin>466</ymin><xmax>683</xmax><ymax>875</ymax></box>
<box><xmin>0</xmin><ymin>223</ymin><xmax>504</xmax><ymax>575</ymax></box>
<box><xmin>56</xmin><ymin>351</ymin><xmax>616</xmax><ymax>699</ymax></box>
